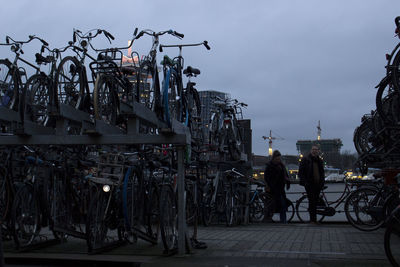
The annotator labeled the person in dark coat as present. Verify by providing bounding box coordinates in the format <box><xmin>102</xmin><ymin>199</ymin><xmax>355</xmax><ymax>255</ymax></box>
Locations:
<box><xmin>264</xmin><ymin>150</ymin><xmax>290</xmax><ymax>223</ymax></box>
<box><xmin>298</xmin><ymin>144</ymin><xmax>325</xmax><ymax>224</ymax></box>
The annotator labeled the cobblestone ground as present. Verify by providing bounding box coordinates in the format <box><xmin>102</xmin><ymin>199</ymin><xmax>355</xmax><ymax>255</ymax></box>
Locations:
<box><xmin>4</xmin><ymin>223</ymin><xmax>392</xmax><ymax>266</ymax></box>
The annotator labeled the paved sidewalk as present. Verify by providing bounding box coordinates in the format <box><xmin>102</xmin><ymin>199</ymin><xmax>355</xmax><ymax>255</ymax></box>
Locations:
<box><xmin>4</xmin><ymin>223</ymin><xmax>391</xmax><ymax>266</ymax></box>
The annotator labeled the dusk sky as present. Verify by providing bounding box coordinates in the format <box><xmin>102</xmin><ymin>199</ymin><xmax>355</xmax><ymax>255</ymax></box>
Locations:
<box><xmin>1</xmin><ymin>0</ymin><xmax>399</xmax><ymax>156</ymax></box>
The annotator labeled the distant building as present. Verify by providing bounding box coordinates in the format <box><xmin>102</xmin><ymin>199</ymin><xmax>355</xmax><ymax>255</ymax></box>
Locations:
<box><xmin>252</xmin><ymin>154</ymin><xmax>300</xmax><ymax>181</ymax></box>
<box><xmin>198</xmin><ymin>90</ymin><xmax>229</xmax><ymax>135</ymax></box>
<box><xmin>296</xmin><ymin>139</ymin><xmax>343</xmax><ymax>168</ymax></box>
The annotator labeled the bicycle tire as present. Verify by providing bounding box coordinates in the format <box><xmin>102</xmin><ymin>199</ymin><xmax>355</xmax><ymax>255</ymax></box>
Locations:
<box><xmin>122</xmin><ymin>167</ymin><xmax>139</xmax><ymax>241</ymax></box>
<box><xmin>86</xmin><ymin>189</ymin><xmax>109</xmax><ymax>252</ymax></box>
<box><xmin>392</xmin><ymin>48</ymin><xmax>400</xmax><ymax>93</ymax></box>
<box><xmin>54</xmin><ymin>56</ymin><xmax>84</xmax><ymax>109</ymax></box>
<box><xmin>146</xmin><ymin>183</ymin><xmax>160</xmax><ymax>240</ymax></box>
<box><xmin>21</xmin><ymin>74</ymin><xmax>51</xmax><ymax>126</ymax></box>
<box><xmin>159</xmin><ymin>184</ymin><xmax>178</xmax><ymax>252</ymax></box>
<box><xmin>384</xmin><ymin>213</ymin><xmax>400</xmax><ymax>267</ymax></box>
<box><xmin>225</xmin><ymin>190</ymin><xmax>236</xmax><ymax>227</ymax></box>
<box><xmin>268</xmin><ymin>196</ymin><xmax>295</xmax><ymax>223</ymax></box>
<box><xmin>139</xmin><ymin>60</ymin><xmax>158</xmax><ymax>112</ymax></box>
<box><xmin>0</xmin><ymin>167</ymin><xmax>11</xmax><ymax>224</ymax></box>
<box><xmin>162</xmin><ymin>68</ymin><xmax>181</xmax><ymax>127</ymax></box>
<box><xmin>185</xmin><ymin>186</ymin><xmax>196</xmax><ymax>225</ymax></box>
<box><xmin>11</xmin><ymin>184</ymin><xmax>40</xmax><ymax>248</ymax></box>
<box><xmin>295</xmin><ymin>195</ymin><xmax>326</xmax><ymax>223</ymax></box>
<box><xmin>0</xmin><ymin>59</ymin><xmax>19</xmax><ymax>110</ymax></box>
<box><xmin>49</xmin><ymin>172</ymin><xmax>70</xmax><ymax>241</ymax></box>
<box><xmin>375</xmin><ymin>78</ymin><xmax>396</xmax><ymax>125</ymax></box>
<box><xmin>249</xmin><ymin>193</ymin><xmax>265</xmax><ymax>223</ymax></box>
<box><xmin>344</xmin><ymin>187</ymin><xmax>384</xmax><ymax>231</ymax></box>
<box><xmin>93</xmin><ymin>73</ymin><xmax>118</xmax><ymax>125</ymax></box>
<box><xmin>201</xmin><ymin>192</ymin><xmax>215</xmax><ymax>226</ymax></box>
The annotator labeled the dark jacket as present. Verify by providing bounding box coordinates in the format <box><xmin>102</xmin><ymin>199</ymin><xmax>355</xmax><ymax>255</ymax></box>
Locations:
<box><xmin>264</xmin><ymin>161</ymin><xmax>290</xmax><ymax>211</ymax></box>
<box><xmin>298</xmin><ymin>153</ymin><xmax>325</xmax><ymax>187</ymax></box>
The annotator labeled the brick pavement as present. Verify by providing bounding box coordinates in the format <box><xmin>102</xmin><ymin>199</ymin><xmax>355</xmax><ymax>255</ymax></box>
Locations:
<box><xmin>4</xmin><ymin>223</ymin><xmax>392</xmax><ymax>266</ymax></box>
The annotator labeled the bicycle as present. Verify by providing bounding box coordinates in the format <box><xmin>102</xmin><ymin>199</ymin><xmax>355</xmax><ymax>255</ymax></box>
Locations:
<box><xmin>159</xmin><ymin>40</ymin><xmax>210</xmax><ymax>127</ymax></box>
<box><xmin>20</xmin><ymin>42</ymin><xmax>73</xmax><ymax>126</ymax></box>
<box><xmin>387</xmin><ymin>16</ymin><xmax>400</xmax><ymax>93</ymax></box>
<box><xmin>0</xmin><ymin>35</ymin><xmax>47</xmax><ymax>111</ymax></box>
<box><xmin>384</xmin><ymin>203</ymin><xmax>400</xmax><ymax>267</ymax></box>
<box><xmin>344</xmin><ymin>177</ymin><xmax>400</xmax><ymax>231</ymax></box>
<box><xmin>202</xmin><ymin>165</ymin><xmax>229</xmax><ymax>226</ymax></box>
<box><xmin>10</xmin><ymin>146</ymin><xmax>65</xmax><ymax>249</ymax></box>
<box><xmin>85</xmin><ymin>151</ymin><xmax>126</xmax><ymax>252</ymax></box>
<box><xmin>296</xmin><ymin>178</ymin><xmax>357</xmax><ymax>223</ymax></box>
<box><xmin>248</xmin><ymin>179</ymin><xmax>267</xmax><ymax>223</ymax></box>
<box><xmin>208</xmin><ymin>97</ymin><xmax>246</xmax><ymax>161</ymax></box>
<box><xmin>224</xmin><ymin>168</ymin><xmax>248</xmax><ymax>226</ymax></box>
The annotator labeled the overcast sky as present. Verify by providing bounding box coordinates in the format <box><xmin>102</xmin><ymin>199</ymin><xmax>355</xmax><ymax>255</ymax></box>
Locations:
<box><xmin>1</xmin><ymin>0</ymin><xmax>399</xmax><ymax>156</ymax></box>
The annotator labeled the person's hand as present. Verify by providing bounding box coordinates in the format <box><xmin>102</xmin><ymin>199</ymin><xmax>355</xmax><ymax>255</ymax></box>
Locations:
<box><xmin>286</xmin><ymin>183</ymin><xmax>290</xmax><ymax>190</ymax></box>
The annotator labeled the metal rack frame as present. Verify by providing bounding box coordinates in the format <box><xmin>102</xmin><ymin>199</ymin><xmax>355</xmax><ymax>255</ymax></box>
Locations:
<box><xmin>0</xmin><ymin>101</ymin><xmax>190</xmax><ymax>255</ymax></box>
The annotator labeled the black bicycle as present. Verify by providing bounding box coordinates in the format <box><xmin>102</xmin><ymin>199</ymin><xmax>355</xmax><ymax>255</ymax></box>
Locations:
<box><xmin>384</xmin><ymin>203</ymin><xmax>400</xmax><ymax>267</ymax></box>
<box><xmin>0</xmin><ymin>35</ymin><xmax>47</xmax><ymax>112</ymax></box>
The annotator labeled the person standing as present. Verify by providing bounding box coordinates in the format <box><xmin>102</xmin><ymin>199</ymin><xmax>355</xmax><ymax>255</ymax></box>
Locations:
<box><xmin>298</xmin><ymin>144</ymin><xmax>325</xmax><ymax>224</ymax></box>
<box><xmin>264</xmin><ymin>150</ymin><xmax>290</xmax><ymax>223</ymax></box>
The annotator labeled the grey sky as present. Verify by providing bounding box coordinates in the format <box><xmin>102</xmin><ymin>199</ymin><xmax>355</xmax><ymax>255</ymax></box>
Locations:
<box><xmin>1</xmin><ymin>0</ymin><xmax>399</xmax><ymax>156</ymax></box>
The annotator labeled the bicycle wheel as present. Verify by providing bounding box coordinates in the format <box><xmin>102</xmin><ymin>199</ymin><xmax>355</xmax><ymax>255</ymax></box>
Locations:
<box><xmin>21</xmin><ymin>74</ymin><xmax>51</xmax><ymax>126</ymax></box>
<box><xmin>146</xmin><ymin>183</ymin><xmax>160</xmax><ymax>240</ymax></box>
<box><xmin>201</xmin><ymin>190</ymin><xmax>215</xmax><ymax>226</ymax></box>
<box><xmin>122</xmin><ymin>168</ymin><xmax>139</xmax><ymax>242</ymax></box>
<box><xmin>185</xmin><ymin>187</ymin><xmax>196</xmax><ymax>225</ymax></box>
<box><xmin>385</xmin><ymin>216</ymin><xmax>400</xmax><ymax>267</ymax></box>
<box><xmin>392</xmin><ymin>49</ymin><xmax>400</xmax><ymax>93</ymax></box>
<box><xmin>49</xmin><ymin>172</ymin><xmax>71</xmax><ymax>240</ymax></box>
<box><xmin>249</xmin><ymin>193</ymin><xmax>265</xmax><ymax>223</ymax></box>
<box><xmin>162</xmin><ymin>68</ymin><xmax>181</xmax><ymax>127</ymax></box>
<box><xmin>225</xmin><ymin>190</ymin><xmax>236</xmax><ymax>226</ymax></box>
<box><xmin>271</xmin><ymin>198</ymin><xmax>295</xmax><ymax>223</ymax></box>
<box><xmin>139</xmin><ymin>61</ymin><xmax>157</xmax><ymax>111</ymax></box>
<box><xmin>159</xmin><ymin>184</ymin><xmax>177</xmax><ymax>252</ymax></box>
<box><xmin>11</xmin><ymin>184</ymin><xmax>40</xmax><ymax>248</ymax></box>
<box><xmin>86</xmin><ymin>190</ymin><xmax>109</xmax><ymax>252</ymax></box>
<box><xmin>55</xmin><ymin>56</ymin><xmax>84</xmax><ymax>109</ymax></box>
<box><xmin>0</xmin><ymin>168</ymin><xmax>11</xmax><ymax>223</ymax></box>
<box><xmin>344</xmin><ymin>187</ymin><xmax>384</xmax><ymax>231</ymax></box>
<box><xmin>376</xmin><ymin>78</ymin><xmax>396</xmax><ymax>125</ymax></box>
<box><xmin>0</xmin><ymin>60</ymin><xmax>18</xmax><ymax>109</ymax></box>
<box><xmin>295</xmin><ymin>195</ymin><xmax>325</xmax><ymax>223</ymax></box>
<box><xmin>93</xmin><ymin>73</ymin><xmax>118</xmax><ymax>125</ymax></box>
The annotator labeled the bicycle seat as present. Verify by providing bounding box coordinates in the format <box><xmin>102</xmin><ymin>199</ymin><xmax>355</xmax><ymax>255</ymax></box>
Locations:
<box><xmin>183</xmin><ymin>66</ymin><xmax>200</xmax><ymax>76</ymax></box>
<box><xmin>35</xmin><ymin>53</ymin><xmax>53</xmax><ymax>64</ymax></box>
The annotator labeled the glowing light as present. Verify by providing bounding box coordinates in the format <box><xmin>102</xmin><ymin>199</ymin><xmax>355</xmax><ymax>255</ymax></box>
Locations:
<box><xmin>102</xmin><ymin>185</ymin><xmax>111</xmax><ymax>192</ymax></box>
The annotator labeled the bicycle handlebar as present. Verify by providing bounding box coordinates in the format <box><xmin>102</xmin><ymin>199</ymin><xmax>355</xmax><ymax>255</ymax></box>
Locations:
<box><xmin>159</xmin><ymin>40</ymin><xmax>211</xmax><ymax>53</ymax></box>
<box><xmin>224</xmin><ymin>168</ymin><xmax>245</xmax><ymax>177</ymax></box>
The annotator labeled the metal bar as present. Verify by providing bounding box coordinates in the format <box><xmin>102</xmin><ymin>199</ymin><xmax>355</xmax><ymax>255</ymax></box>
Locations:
<box><xmin>0</xmin><ymin>133</ymin><xmax>188</xmax><ymax>145</ymax></box>
<box><xmin>177</xmin><ymin>146</ymin><xmax>186</xmax><ymax>255</ymax></box>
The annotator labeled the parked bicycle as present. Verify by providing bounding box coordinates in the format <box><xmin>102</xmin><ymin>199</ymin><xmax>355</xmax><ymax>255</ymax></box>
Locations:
<box><xmin>296</xmin><ymin>178</ymin><xmax>358</xmax><ymax>223</ymax></box>
<box><xmin>384</xmin><ymin>202</ymin><xmax>400</xmax><ymax>267</ymax></box>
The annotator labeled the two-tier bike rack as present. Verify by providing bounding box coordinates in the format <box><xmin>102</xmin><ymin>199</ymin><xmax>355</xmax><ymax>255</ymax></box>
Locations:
<box><xmin>0</xmin><ymin>100</ymin><xmax>191</xmax><ymax>256</ymax></box>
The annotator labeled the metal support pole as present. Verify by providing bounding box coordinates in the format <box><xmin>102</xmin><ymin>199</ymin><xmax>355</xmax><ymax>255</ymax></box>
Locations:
<box><xmin>0</xmin><ymin>225</ymin><xmax>4</xmax><ymax>267</ymax></box>
<box><xmin>177</xmin><ymin>146</ymin><xmax>186</xmax><ymax>255</ymax></box>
